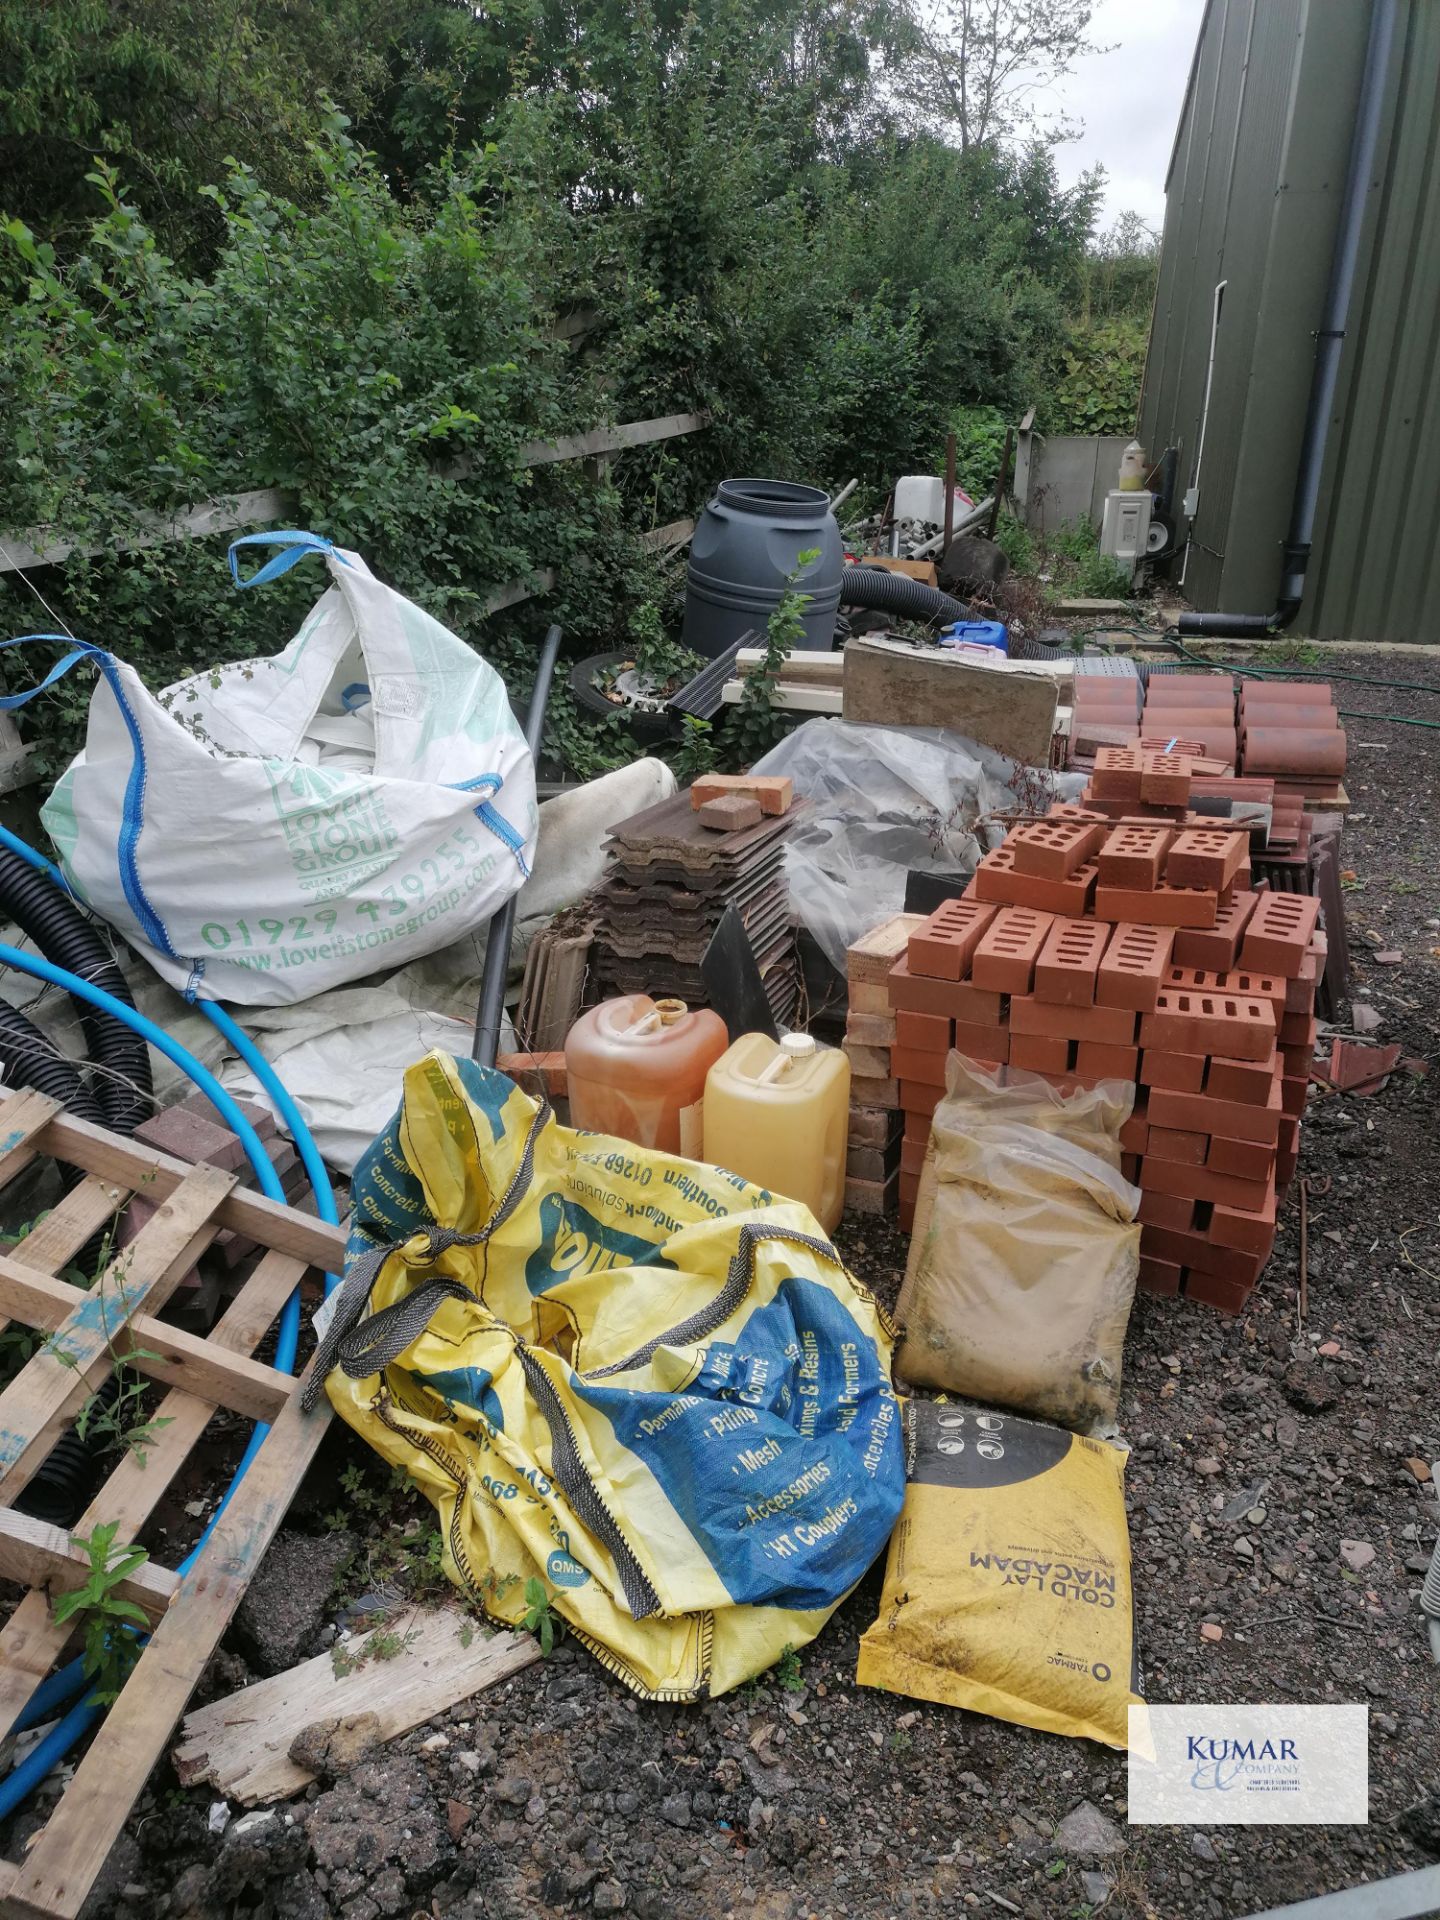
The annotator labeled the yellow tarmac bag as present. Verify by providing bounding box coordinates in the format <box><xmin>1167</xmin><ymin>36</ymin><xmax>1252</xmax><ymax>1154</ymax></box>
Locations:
<box><xmin>857</xmin><ymin>1398</ymin><xmax>1141</xmax><ymax>1747</ymax></box>
<box><xmin>309</xmin><ymin>1050</ymin><xmax>905</xmax><ymax>1701</ymax></box>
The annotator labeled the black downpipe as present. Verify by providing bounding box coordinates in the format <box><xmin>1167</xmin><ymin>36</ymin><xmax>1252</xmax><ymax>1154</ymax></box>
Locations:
<box><xmin>0</xmin><ymin>848</ymin><xmax>153</xmax><ymax>1133</ymax></box>
<box><xmin>1178</xmin><ymin>0</ymin><xmax>1397</xmax><ymax>640</ymax></box>
<box><xmin>473</xmin><ymin>624</ymin><xmax>564</xmax><ymax>1068</ymax></box>
<box><xmin>839</xmin><ymin>566</ymin><xmax>971</xmax><ymax>629</ymax></box>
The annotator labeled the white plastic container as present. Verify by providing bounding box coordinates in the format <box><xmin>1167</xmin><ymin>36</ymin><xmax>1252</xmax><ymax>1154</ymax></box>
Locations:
<box><xmin>703</xmin><ymin>1032</ymin><xmax>851</xmax><ymax>1232</ymax></box>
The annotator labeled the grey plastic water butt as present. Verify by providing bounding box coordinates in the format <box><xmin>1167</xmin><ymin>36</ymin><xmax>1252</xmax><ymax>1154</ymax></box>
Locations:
<box><xmin>683</xmin><ymin>479</ymin><xmax>843</xmax><ymax>659</ymax></box>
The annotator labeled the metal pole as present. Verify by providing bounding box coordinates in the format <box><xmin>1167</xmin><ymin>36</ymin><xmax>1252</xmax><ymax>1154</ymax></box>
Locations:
<box><xmin>471</xmin><ymin>623</ymin><xmax>564</xmax><ymax>1066</ymax></box>
<box><xmin>943</xmin><ymin>432</ymin><xmax>957</xmax><ymax>553</ymax></box>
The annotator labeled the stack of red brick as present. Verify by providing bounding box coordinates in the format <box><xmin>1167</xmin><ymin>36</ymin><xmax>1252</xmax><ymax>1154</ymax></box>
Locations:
<box><xmin>886</xmin><ymin>746</ymin><xmax>1323</xmax><ymax>1314</ymax></box>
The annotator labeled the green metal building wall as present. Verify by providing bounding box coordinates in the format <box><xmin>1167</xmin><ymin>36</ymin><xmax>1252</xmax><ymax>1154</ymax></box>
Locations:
<box><xmin>1140</xmin><ymin>0</ymin><xmax>1440</xmax><ymax>642</ymax></box>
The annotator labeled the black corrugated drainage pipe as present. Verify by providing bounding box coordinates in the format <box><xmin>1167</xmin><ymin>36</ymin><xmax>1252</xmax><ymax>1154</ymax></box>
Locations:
<box><xmin>0</xmin><ymin>998</ymin><xmax>105</xmax><ymax>1130</ymax></box>
<box><xmin>0</xmin><ymin>848</ymin><xmax>152</xmax><ymax>1133</ymax></box>
<box><xmin>839</xmin><ymin>566</ymin><xmax>971</xmax><ymax>628</ymax></box>
<box><xmin>1177</xmin><ymin>0</ymin><xmax>1397</xmax><ymax>640</ymax></box>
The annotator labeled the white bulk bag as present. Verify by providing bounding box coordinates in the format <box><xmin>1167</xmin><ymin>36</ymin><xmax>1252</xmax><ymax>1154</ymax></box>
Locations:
<box><xmin>40</xmin><ymin>533</ymin><xmax>537</xmax><ymax>1005</ymax></box>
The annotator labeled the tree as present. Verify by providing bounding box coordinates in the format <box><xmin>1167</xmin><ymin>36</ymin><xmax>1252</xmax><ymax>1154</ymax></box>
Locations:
<box><xmin>888</xmin><ymin>0</ymin><xmax>1105</xmax><ymax>152</ymax></box>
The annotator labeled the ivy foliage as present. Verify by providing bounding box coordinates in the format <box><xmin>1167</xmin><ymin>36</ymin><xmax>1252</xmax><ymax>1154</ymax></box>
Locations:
<box><xmin>0</xmin><ymin>0</ymin><xmax>1157</xmax><ymax>774</ymax></box>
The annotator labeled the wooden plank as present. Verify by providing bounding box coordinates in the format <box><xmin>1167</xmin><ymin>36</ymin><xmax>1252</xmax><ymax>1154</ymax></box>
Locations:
<box><xmin>638</xmin><ymin>516</ymin><xmax>695</xmax><ymax>552</ymax></box>
<box><xmin>0</xmin><ymin>1093</ymin><xmax>64</xmax><ymax>1198</ymax></box>
<box><xmin>0</xmin><ymin>1164</ymin><xmax>236</xmax><ymax>1500</ymax></box>
<box><xmin>0</xmin><ymin>1263</ymin><xmax>291</xmax><ymax>1424</ymax></box>
<box><xmin>482</xmin><ymin>567</ymin><xmax>557</xmax><ymax>616</ymax></box>
<box><xmin>16</xmin><ymin>1103</ymin><xmax>343</xmax><ymax>1274</ymax></box>
<box><xmin>174</xmin><ymin>1610</ymin><xmax>541</xmax><ymax>1804</ymax></box>
<box><xmin>842</xmin><ymin>635</ymin><xmax>1059</xmax><ymax>764</ymax></box>
<box><xmin>721</xmin><ymin>679</ymin><xmax>844</xmax><ymax>714</ymax></box>
<box><xmin>5</xmin><ymin>1369</ymin><xmax>332</xmax><ymax>1920</ymax></box>
<box><xmin>0</xmin><ymin>1247</ymin><xmax>307</xmax><ymax>1742</ymax></box>
<box><xmin>0</xmin><ymin>490</ymin><xmax>291</xmax><ymax>574</ymax></box>
<box><xmin>0</xmin><ymin>1511</ymin><xmax>178</xmax><ymax>1624</ymax></box>
<box><xmin>733</xmin><ymin>647</ymin><xmax>845</xmax><ymax>686</ymax></box>
<box><xmin>516</xmin><ymin>410</ymin><xmax>708</xmax><ymax>469</ymax></box>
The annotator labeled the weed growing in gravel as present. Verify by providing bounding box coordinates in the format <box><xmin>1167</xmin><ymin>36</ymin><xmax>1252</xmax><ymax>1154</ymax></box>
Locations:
<box><xmin>774</xmin><ymin>1645</ymin><xmax>804</xmax><ymax>1692</ymax></box>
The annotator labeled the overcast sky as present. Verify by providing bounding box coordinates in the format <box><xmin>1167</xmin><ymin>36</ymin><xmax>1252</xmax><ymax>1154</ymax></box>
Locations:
<box><xmin>1046</xmin><ymin>0</ymin><xmax>1209</xmax><ymax>236</ymax></box>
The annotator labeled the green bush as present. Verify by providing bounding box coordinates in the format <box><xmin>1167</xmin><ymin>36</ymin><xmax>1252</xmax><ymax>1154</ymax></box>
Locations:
<box><xmin>1041</xmin><ymin>315</ymin><xmax>1148</xmax><ymax>438</ymax></box>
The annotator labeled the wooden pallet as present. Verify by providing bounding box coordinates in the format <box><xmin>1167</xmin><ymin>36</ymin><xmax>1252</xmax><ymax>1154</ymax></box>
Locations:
<box><xmin>0</xmin><ymin>1089</ymin><xmax>344</xmax><ymax>1920</ymax></box>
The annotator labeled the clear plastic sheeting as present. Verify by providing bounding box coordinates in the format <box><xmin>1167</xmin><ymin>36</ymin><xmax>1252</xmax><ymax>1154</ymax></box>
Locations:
<box><xmin>751</xmin><ymin>720</ymin><xmax>1084</xmax><ymax>973</ymax></box>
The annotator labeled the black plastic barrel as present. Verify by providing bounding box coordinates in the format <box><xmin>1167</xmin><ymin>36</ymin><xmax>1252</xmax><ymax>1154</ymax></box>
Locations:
<box><xmin>683</xmin><ymin>480</ymin><xmax>843</xmax><ymax>659</ymax></box>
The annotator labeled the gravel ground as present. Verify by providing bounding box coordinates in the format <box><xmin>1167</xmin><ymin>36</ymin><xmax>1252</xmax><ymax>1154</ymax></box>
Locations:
<box><xmin>14</xmin><ymin>648</ymin><xmax>1440</xmax><ymax>1920</ymax></box>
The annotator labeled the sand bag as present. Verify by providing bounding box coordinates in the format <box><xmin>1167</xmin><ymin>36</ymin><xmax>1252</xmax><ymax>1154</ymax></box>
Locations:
<box><xmin>312</xmin><ymin>1050</ymin><xmax>906</xmax><ymax>1701</ymax></box>
<box><xmin>895</xmin><ymin>1057</ymin><xmax>1141</xmax><ymax>1431</ymax></box>
<box><xmin>40</xmin><ymin>532</ymin><xmax>536</xmax><ymax>1004</ymax></box>
<box><xmin>857</xmin><ymin>1398</ymin><xmax>1141</xmax><ymax>1748</ymax></box>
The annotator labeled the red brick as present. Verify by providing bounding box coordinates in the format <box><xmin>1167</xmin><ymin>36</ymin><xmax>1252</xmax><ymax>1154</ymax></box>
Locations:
<box><xmin>1280</xmin><ymin>1042</ymin><xmax>1311</xmax><ymax>1080</ymax></box>
<box><xmin>1276</xmin><ymin>1150</ymin><xmax>1299</xmax><ymax>1194</ymax></box>
<box><xmin>1097</xmin><ymin>824</ymin><xmax>1173</xmax><ymax>889</ymax></box>
<box><xmin>1138</xmin><ymin>1187</ymin><xmax>1199</xmax><ymax>1230</ymax></box>
<box><xmin>1141</xmin><ymin>1154</ymin><xmax>1273</xmax><ymax>1214</ymax></box>
<box><xmin>889</xmin><ymin>956</ymin><xmax>998</xmax><ymax>1021</ymax></box>
<box><xmin>1240</xmin><ymin>892</ymin><xmax>1321</xmax><ymax>977</ymax></box>
<box><xmin>1093</xmin><ymin>882</ymin><xmax>1218</xmax><ymax>927</ymax></box>
<box><xmin>907</xmin><ymin>897</ymin><xmax>998</xmax><ymax>981</ymax></box>
<box><xmin>1009</xmin><ymin>817</ymin><xmax>1104</xmax><ymax>880</ymax></box>
<box><xmin>904</xmin><ymin>1108</ymin><xmax>931</xmax><ymax>1141</ymax></box>
<box><xmin>900</xmin><ymin>1081</ymin><xmax>943</xmax><ymax>1118</ymax></box>
<box><xmin>1183</xmin><ymin>1269</ymin><xmax>1258</xmax><ymax>1314</ymax></box>
<box><xmin>973</xmin><ymin>847</ymin><xmax>1097</xmax><ymax>917</ymax></box>
<box><xmin>1278</xmin><ymin>1112</ymin><xmax>1301</xmax><ymax>1153</ymax></box>
<box><xmin>1206</xmin><ymin>1133</ymin><xmax>1277</xmax><ymax>1179</ymax></box>
<box><xmin>1073</xmin><ymin>1039</ymin><xmax>1140</xmax><ymax>1079</ymax></box>
<box><xmin>1140</xmin><ymin>988</ymin><xmax>1277</xmax><ymax>1062</ymax></box>
<box><xmin>971</xmin><ymin>907</ymin><xmax>1055</xmax><ymax>993</ymax></box>
<box><xmin>1096</xmin><ymin>923</ymin><xmax>1176</xmax><ymax>1012</ymax></box>
<box><xmin>1147</xmin><ymin>1075</ymin><xmax>1282</xmax><ymax>1146</ymax></box>
<box><xmin>951</xmin><ymin>982</ymin><xmax>1005</xmax><ymax>1025</ymax></box>
<box><xmin>891</xmin><ymin>1046</ymin><xmax>948</xmax><ymax>1087</ymax></box>
<box><xmin>953</xmin><ymin>1021</ymin><xmax>1010</xmax><ymax>1064</ymax></box>
<box><xmin>1120</xmin><ymin>1151</ymin><xmax>1141</xmax><ymax>1182</ymax></box>
<box><xmin>1139</xmin><ymin>751</ymin><xmax>1193</xmax><ymax>806</ymax></box>
<box><xmin>1119</xmin><ymin>1107</ymin><xmax>1150</xmax><ymax>1154</ymax></box>
<box><xmin>1033</xmin><ymin>917</ymin><xmax>1110</xmax><ymax>1006</ymax></box>
<box><xmin>496</xmin><ymin>1050</ymin><xmax>569</xmax><ymax>1100</ymax></box>
<box><xmin>1147</xmin><ymin>1125</ymin><xmax>1207</xmax><ymax>1166</ymax></box>
<box><xmin>1091</xmin><ymin>745</ymin><xmax>1145</xmax><ymax>801</ymax></box>
<box><xmin>1138</xmin><ymin>1255</ymin><xmax>1183</xmax><ymax>1296</ymax></box>
<box><xmin>1010</xmin><ymin>1032</ymin><xmax>1071</xmax><ymax>1074</ymax></box>
<box><xmin>895</xmin><ymin>1009</ymin><xmax>951</xmax><ymax>1051</ymax></box>
<box><xmin>1206</xmin><ymin>1051</ymin><xmax>1278</xmax><ymax>1104</ymax></box>
<box><xmin>1142</xmin><ymin>1224</ymin><xmax>1264</xmax><ymax>1287</ymax></box>
<box><xmin>1281</xmin><ymin>1076</ymin><xmax>1308</xmax><ymax>1117</ymax></box>
<box><xmin>900</xmin><ymin>1136</ymin><xmax>928</xmax><ymax>1176</ymax></box>
<box><xmin>1172</xmin><ymin>889</ymin><xmax>1259</xmax><ymax>969</ymax></box>
<box><xmin>1209</xmin><ymin>1185</ymin><xmax>1278</xmax><ymax>1254</ymax></box>
<box><xmin>1009</xmin><ymin>997</ymin><xmax>1138</xmax><ymax>1044</ymax></box>
<box><xmin>1285</xmin><ymin>951</ymin><xmax>1321</xmax><ymax>1014</ymax></box>
<box><xmin>1279</xmin><ymin>1010</ymin><xmax>1318</xmax><ymax>1048</ymax></box>
<box><xmin>1164</xmin><ymin>963</ymin><xmax>1285</xmax><ymax>1010</ymax></box>
<box><xmin>691</xmin><ymin>773</ymin><xmax>793</xmax><ymax>815</ymax></box>
<box><xmin>1139</xmin><ymin>1049</ymin><xmax>1207</xmax><ymax>1093</ymax></box>
<box><xmin>1165</xmin><ymin>828</ymin><xmax>1245</xmax><ymax>892</ymax></box>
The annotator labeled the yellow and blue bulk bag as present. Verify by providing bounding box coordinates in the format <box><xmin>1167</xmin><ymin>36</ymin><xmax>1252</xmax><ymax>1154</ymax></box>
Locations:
<box><xmin>309</xmin><ymin>1050</ymin><xmax>905</xmax><ymax>1701</ymax></box>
